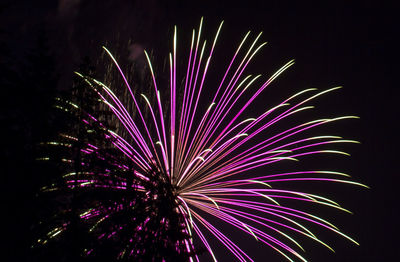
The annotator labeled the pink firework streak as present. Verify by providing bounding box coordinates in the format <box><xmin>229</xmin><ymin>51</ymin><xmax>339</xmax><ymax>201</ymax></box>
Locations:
<box><xmin>49</xmin><ymin>18</ymin><xmax>366</xmax><ymax>261</ymax></box>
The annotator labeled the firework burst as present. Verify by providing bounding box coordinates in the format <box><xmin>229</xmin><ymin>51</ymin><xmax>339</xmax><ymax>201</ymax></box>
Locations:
<box><xmin>35</xmin><ymin>18</ymin><xmax>366</xmax><ymax>261</ymax></box>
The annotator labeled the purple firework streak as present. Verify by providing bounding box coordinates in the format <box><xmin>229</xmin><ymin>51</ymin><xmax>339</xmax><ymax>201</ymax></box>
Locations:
<box><xmin>36</xmin><ymin>19</ymin><xmax>366</xmax><ymax>261</ymax></box>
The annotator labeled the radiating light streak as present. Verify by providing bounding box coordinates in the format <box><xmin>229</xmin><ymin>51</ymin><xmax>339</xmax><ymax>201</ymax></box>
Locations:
<box><xmin>38</xmin><ymin>19</ymin><xmax>365</xmax><ymax>262</ymax></box>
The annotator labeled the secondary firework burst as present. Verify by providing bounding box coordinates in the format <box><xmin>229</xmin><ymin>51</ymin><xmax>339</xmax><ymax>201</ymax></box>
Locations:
<box><xmin>34</xmin><ymin>18</ymin><xmax>366</xmax><ymax>261</ymax></box>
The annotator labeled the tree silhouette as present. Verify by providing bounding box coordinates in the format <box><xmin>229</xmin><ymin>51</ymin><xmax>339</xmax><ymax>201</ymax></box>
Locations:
<box><xmin>32</xmin><ymin>57</ymin><xmax>195</xmax><ymax>261</ymax></box>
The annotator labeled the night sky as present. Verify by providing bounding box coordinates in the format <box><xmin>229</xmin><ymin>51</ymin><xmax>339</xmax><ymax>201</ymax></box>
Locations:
<box><xmin>1</xmin><ymin>0</ymin><xmax>397</xmax><ymax>261</ymax></box>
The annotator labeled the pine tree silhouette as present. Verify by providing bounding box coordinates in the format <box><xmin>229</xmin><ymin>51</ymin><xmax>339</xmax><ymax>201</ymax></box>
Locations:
<box><xmin>32</xmin><ymin>57</ymin><xmax>195</xmax><ymax>261</ymax></box>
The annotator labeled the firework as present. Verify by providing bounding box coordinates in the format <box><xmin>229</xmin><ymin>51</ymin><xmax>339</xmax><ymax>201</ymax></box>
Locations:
<box><xmin>35</xmin><ymin>18</ymin><xmax>366</xmax><ymax>261</ymax></box>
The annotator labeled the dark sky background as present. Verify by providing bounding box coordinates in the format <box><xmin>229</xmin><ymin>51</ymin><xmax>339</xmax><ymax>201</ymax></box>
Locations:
<box><xmin>1</xmin><ymin>0</ymin><xmax>397</xmax><ymax>261</ymax></box>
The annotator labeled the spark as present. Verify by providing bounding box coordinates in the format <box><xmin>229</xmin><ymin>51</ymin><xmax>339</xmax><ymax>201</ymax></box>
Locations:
<box><xmin>35</xmin><ymin>19</ymin><xmax>364</xmax><ymax>261</ymax></box>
